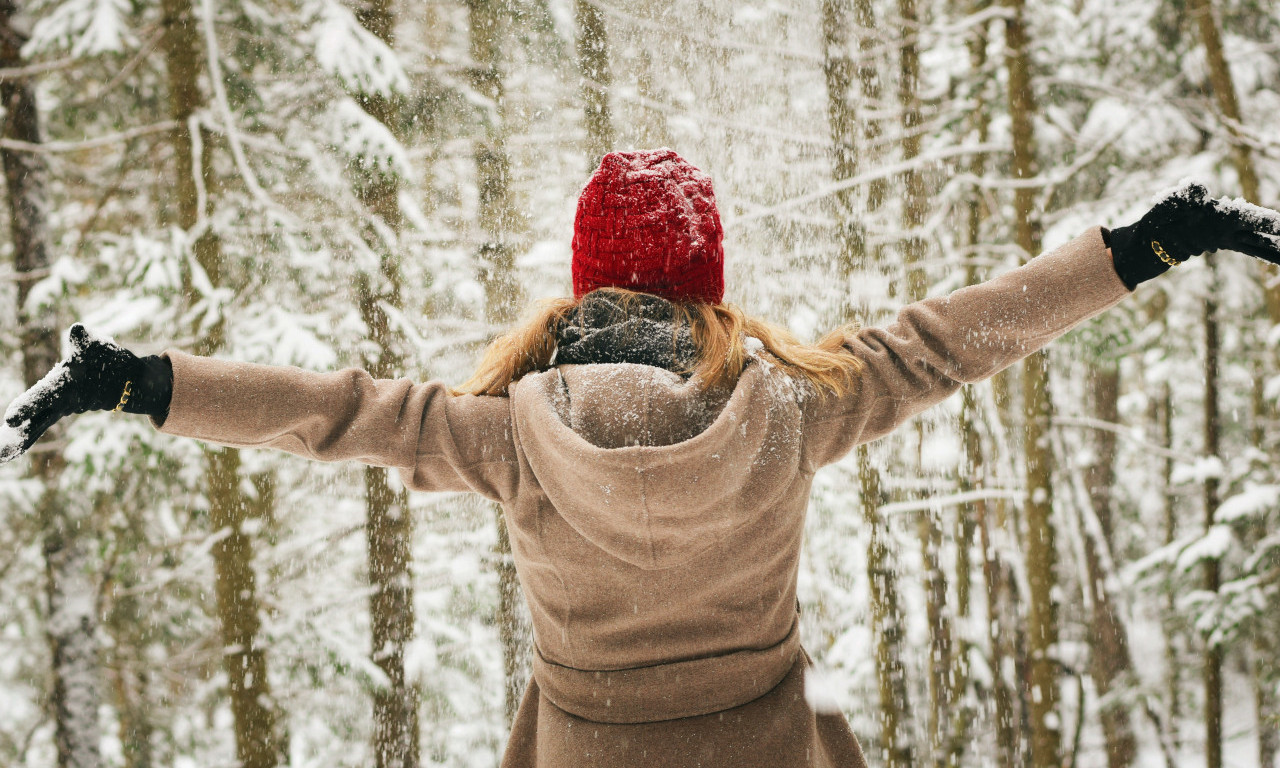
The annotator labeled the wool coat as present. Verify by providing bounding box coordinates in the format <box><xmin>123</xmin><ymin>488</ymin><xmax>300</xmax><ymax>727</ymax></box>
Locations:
<box><xmin>153</xmin><ymin>227</ymin><xmax>1130</xmax><ymax>767</ymax></box>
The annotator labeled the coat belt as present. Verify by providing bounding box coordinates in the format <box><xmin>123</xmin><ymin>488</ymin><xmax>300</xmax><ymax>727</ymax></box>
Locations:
<box><xmin>530</xmin><ymin>616</ymin><xmax>802</xmax><ymax>724</ymax></box>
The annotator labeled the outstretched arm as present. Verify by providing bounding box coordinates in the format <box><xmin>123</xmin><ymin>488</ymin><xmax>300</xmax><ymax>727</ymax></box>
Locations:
<box><xmin>158</xmin><ymin>350</ymin><xmax>518</xmax><ymax>500</ymax></box>
<box><xmin>802</xmin><ymin>227</ymin><xmax>1127</xmax><ymax>468</ymax></box>
<box><xmin>2</xmin><ymin>329</ymin><xmax>519</xmax><ymax>501</ymax></box>
<box><xmin>802</xmin><ymin>183</ymin><xmax>1280</xmax><ymax>469</ymax></box>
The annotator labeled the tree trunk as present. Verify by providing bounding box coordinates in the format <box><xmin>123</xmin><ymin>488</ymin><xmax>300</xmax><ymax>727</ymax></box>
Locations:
<box><xmin>957</xmin><ymin>13</ymin><xmax>994</xmax><ymax>758</ymax></box>
<box><xmin>897</xmin><ymin>0</ymin><xmax>928</xmax><ymax>301</ymax></box>
<box><xmin>1186</xmin><ymin>0</ymin><xmax>1259</xmax><ymax>208</ymax></box>
<box><xmin>977</xmin><ymin>481</ymin><xmax>1023</xmax><ymax>768</ymax></box>
<box><xmin>346</xmin><ymin>2</ymin><xmax>420</xmax><ymax>765</ymax></box>
<box><xmin>822</xmin><ymin>4</ymin><xmax>912</xmax><ymax>763</ymax></box>
<box><xmin>1084</xmin><ymin>366</ymin><xmax>1137</xmax><ymax>768</ymax></box>
<box><xmin>0</xmin><ymin>5</ymin><xmax>103</xmax><ymax>767</ymax></box>
<box><xmin>160</xmin><ymin>0</ymin><xmax>221</xmax><ymax>319</ymax></box>
<box><xmin>365</xmin><ymin>466</ymin><xmax>418</xmax><ymax>768</ymax></box>
<box><xmin>1160</xmin><ymin>374</ymin><xmax>1180</xmax><ymax>751</ymax></box>
<box><xmin>1202</xmin><ymin>271</ymin><xmax>1223</xmax><ymax>768</ymax></box>
<box><xmin>633</xmin><ymin>46</ymin><xmax>672</xmax><ymax>148</ymax></box>
<box><xmin>851</xmin><ymin>0</ymin><xmax>886</xmax><ymax>210</ymax></box>
<box><xmin>822</xmin><ymin>0</ymin><xmax>866</xmax><ymax>273</ymax></box>
<box><xmin>575</xmin><ymin>0</ymin><xmax>613</xmax><ymax>166</ymax></box>
<box><xmin>1141</xmin><ymin>290</ymin><xmax>1182</xmax><ymax>752</ymax></box>
<box><xmin>1187</xmin><ymin>0</ymin><xmax>1277</xmax><ymax>323</ymax></box>
<box><xmin>1189</xmin><ymin>10</ymin><xmax>1277</xmax><ymax>765</ymax></box>
<box><xmin>207</xmin><ymin>448</ymin><xmax>282</xmax><ymax>768</ymax></box>
<box><xmin>1252</xmin><ymin>644</ymin><xmax>1279</xmax><ymax>768</ymax></box>
<box><xmin>160</xmin><ymin>1</ymin><xmax>282</xmax><ymax>763</ymax></box>
<box><xmin>860</xmin><ymin>447</ymin><xmax>915</xmax><ymax>768</ymax></box>
<box><xmin>1001</xmin><ymin>2</ymin><xmax>1061</xmax><ymax>767</ymax></box>
<box><xmin>467</xmin><ymin>0</ymin><xmax>530</xmax><ymax>726</ymax></box>
<box><xmin>896</xmin><ymin>4</ymin><xmax>954</xmax><ymax>762</ymax></box>
<box><xmin>106</xmin><ymin>562</ymin><xmax>155</xmax><ymax>768</ymax></box>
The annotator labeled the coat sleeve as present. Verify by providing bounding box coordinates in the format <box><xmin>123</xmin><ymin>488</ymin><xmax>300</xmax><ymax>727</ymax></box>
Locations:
<box><xmin>154</xmin><ymin>351</ymin><xmax>519</xmax><ymax>502</ymax></box>
<box><xmin>801</xmin><ymin>227</ymin><xmax>1131</xmax><ymax>469</ymax></box>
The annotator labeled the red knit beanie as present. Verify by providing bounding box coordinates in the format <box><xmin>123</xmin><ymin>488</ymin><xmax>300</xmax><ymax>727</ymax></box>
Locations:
<box><xmin>572</xmin><ymin>149</ymin><xmax>725</xmax><ymax>304</ymax></box>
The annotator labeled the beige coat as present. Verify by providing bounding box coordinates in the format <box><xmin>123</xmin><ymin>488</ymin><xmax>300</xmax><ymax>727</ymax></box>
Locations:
<box><xmin>156</xmin><ymin>228</ymin><xmax>1130</xmax><ymax>766</ymax></box>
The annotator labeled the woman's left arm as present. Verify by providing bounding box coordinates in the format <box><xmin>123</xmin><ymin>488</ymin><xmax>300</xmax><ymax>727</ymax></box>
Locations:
<box><xmin>802</xmin><ymin>227</ymin><xmax>1129</xmax><ymax>469</ymax></box>
<box><xmin>158</xmin><ymin>351</ymin><xmax>518</xmax><ymax>500</ymax></box>
<box><xmin>802</xmin><ymin>184</ymin><xmax>1280</xmax><ymax>469</ymax></box>
<box><xmin>1</xmin><ymin>329</ymin><xmax>520</xmax><ymax>501</ymax></box>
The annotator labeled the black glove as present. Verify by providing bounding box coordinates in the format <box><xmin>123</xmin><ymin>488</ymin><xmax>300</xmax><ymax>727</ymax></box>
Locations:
<box><xmin>1106</xmin><ymin>182</ymin><xmax>1280</xmax><ymax>289</ymax></box>
<box><xmin>0</xmin><ymin>324</ymin><xmax>172</xmax><ymax>464</ymax></box>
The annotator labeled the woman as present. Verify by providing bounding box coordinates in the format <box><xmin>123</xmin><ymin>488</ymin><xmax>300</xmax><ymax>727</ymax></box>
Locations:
<box><xmin>4</xmin><ymin>149</ymin><xmax>1279</xmax><ymax>767</ymax></box>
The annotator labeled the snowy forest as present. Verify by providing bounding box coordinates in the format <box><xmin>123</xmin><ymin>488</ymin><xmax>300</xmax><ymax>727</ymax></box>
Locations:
<box><xmin>0</xmin><ymin>0</ymin><xmax>1277</xmax><ymax>766</ymax></box>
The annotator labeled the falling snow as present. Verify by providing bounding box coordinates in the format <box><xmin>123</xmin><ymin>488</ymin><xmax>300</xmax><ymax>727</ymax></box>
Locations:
<box><xmin>0</xmin><ymin>0</ymin><xmax>1277</xmax><ymax>767</ymax></box>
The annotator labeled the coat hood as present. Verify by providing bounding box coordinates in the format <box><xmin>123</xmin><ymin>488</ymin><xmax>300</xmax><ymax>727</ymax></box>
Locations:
<box><xmin>509</xmin><ymin>360</ymin><xmax>805</xmax><ymax>570</ymax></box>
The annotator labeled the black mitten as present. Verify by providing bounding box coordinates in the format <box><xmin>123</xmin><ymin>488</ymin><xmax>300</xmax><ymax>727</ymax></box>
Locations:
<box><xmin>1106</xmin><ymin>181</ymin><xmax>1280</xmax><ymax>289</ymax></box>
<box><xmin>0</xmin><ymin>324</ymin><xmax>172</xmax><ymax>463</ymax></box>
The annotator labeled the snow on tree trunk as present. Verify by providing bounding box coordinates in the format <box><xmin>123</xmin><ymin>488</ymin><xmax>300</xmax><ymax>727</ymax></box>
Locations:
<box><xmin>895</xmin><ymin>4</ymin><xmax>957</xmax><ymax>763</ymax></box>
<box><xmin>207</xmin><ymin>449</ymin><xmax>284</xmax><ymax>768</ymax></box>
<box><xmin>851</xmin><ymin>0</ymin><xmax>886</xmax><ymax>211</ymax></box>
<box><xmin>1188</xmin><ymin>0</ymin><xmax>1279</xmax><ymax>327</ymax></box>
<box><xmin>344</xmin><ymin>0</ymin><xmax>422</xmax><ymax>763</ymax></box>
<box><xmin>953</xmin><ymin>13</ymin><xmax>994</xmax><ymax>757</ymax></box>
<box><xmin>575</xmin><ymin>0</ymin><xmax>613</xmax><ymax>167</ymax></box>
<box><xmin>1201</xmin><ymin>270</ymin><xmax>1223</xmax><ymax>768</ymax></box>
<box><xmin>822</xmin><ymin>2</ymin><xmax>914</xmax><ymax>764</ymax></box>
<box><xmin>859</xmin><ymin>446</ymin><xmax>915</xmax><ymax>768</ymax></box>
<box><xmin>0</xmin><ymin>2</ymin><xmax>103</xmax><ymax>766</ymax></box>
<box><xmin>1084</xmin><ymin>366</ymin><xmax>1138</xmax><ymax>768</ymax></box>
<box><xmin>468</xmin><ymin>0</ymin><xmax>530</xmax><ymax>725</ymax></box>
<box><xmin>160</xmin><ymin>0</ymin><xmax>283</xmax><ymax>763</ymax></box>
<box><xmin>1000</xmin><ymin>2</ymin><xmax>1062</xmax><ymax>767</ymax></box>
<box><xmin>821</xmin><ymin>0</ymin><xmax>865</xmax><ymax>274</ymax></box>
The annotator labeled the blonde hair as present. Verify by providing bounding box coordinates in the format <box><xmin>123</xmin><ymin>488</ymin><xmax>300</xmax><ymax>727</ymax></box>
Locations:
<box><xmin>456</xmin><ymin>288</ymin><xmax>863</xmax><ymax>398</ymax></box>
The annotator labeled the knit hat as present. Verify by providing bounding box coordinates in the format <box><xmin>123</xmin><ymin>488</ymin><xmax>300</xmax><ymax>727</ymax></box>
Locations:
<box><xmin>572</xmin><ymin>149</ymin><xmax>725</xmax><ymax>304</ymax></box>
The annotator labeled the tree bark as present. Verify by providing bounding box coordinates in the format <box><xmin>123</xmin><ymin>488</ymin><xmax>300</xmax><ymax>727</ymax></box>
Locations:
<box><xmin>1159</xmin><ymin>374</ymin><xmax>1180</xmax><ymax>752</ymax></box>
<box><xmin>161</xmin><ymin>1</ymin><xmax>282</xmax><ymax>763</ymax></box>
<box><xmin>1186</xmin><ymin>0</ymin><xmax>1259</xmax><ymax>208</ymax></box>
<box><xmin>822</xmin><ymin>0</ymin><xmax>866</xmax><ymax>273</ymax></box>
<box><xmin>0</xmin><ymin>4</ymin><xmax>103</xmax><ymax>767</ymax></box>
<box><xmin>895</xmin><ymin>4</ymin><xmax>954</xmax><ymax>762</ymax></box>
<box><xmin>860</xmin><ymin>447</ymin><xmax>915</xmax><ymax>768</ymax></box>
<box><xmin>207</xmin><ymin>449</ymin><xmax>282</xmax><ymax>768</ymax></box>
<box><xmin>1001</xmin><ymin>2</ymin><xmax>1060</xmax><ymax>767</ymax></box>
<box><xmin>575</xmin><ymin>0</ymin><xmax>613</xmax><ymax>166</ymax></box>
<box><xmin>851</xmin><ymin>0</ymin><xmax>887</xmax><ymax>210</ymax></box>
<box><xmin>106</xmin><ymin>560</ymin><xmax>155</xmax><ymax>768</ymax></box>
<box><xmin>958</xmin><ymin>14</ymin><xmax>997</xmax><ymax>759</ymax></box>
<box><xmin>1140</xmin><ymin>291</ymin><xmax>1182</xmax><ymax>753</ymax></box>
<box><xmin>1084</xmin><ymin>366</ymin><xmax>1137</xmax><ymax>768</ymax></box>
<box><xmin>346</xmin><ymin>2</ymin><xmax>421</xmax><ymax>765</ymax></box>
<box><xmin>1252</xmin><ymin>644</ymin><xmax>1279</xmax><ymax>768</ymax></box>
<box><xmin>1202</xmin><ymin>271</ymin><xmax>1223</xmax><ymax>768</ymax></box>
<box><xmin>1187</xmin><ymin>0</ymin><xmax>1277</xmax><ymax>322</ymax></box>
<box><xmin>822</xmin><ymin>4</ymin><xmax>912</xmax><ymax>763</ymax></box>
<box><xmin>1189</xmin><ymin>11</ymin><xmax>1276</xmax><ymax>765</ymax></box>
<box><xmin>467</xmin><ymin>0</ymin><xmax>530</xmax><ymax>726</ymax></box>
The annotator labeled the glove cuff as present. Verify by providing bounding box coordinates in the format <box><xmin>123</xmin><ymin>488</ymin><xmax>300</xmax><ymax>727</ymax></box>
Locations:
<box><xmin>1106</xmin><ymin>223</ymin><xmax>1174</xmax><ymax>290</ymax></box>
<box><xmin>119</xmin><ymin>355</ymin><xmax>173</xmax><ymax>423</ymax></box>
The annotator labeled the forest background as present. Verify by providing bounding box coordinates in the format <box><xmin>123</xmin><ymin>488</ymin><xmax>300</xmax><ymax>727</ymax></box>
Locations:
<box><xmin>0</xmin><ymin>0</ymin><xmax>1277</xmax><ymax>767</ymax></box>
